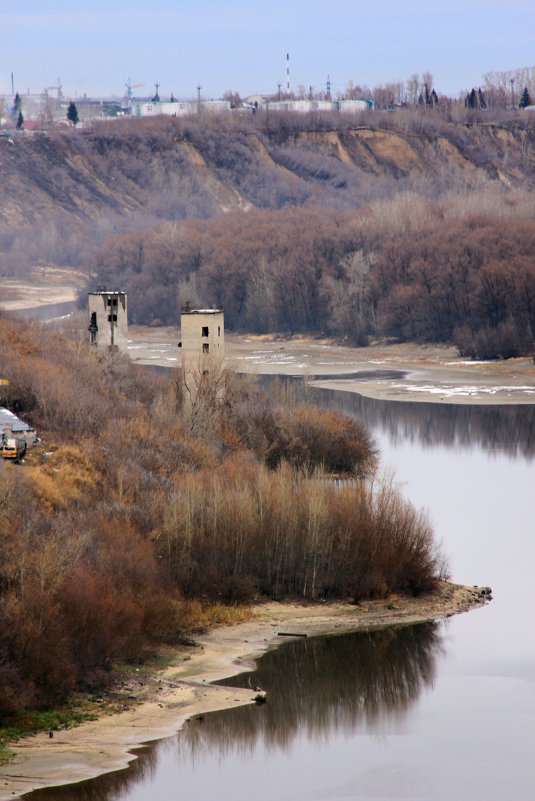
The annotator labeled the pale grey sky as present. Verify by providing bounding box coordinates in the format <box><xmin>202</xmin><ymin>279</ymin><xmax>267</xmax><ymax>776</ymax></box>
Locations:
<box><xmin>1</xmin><ymin>0</ymin><xmax>533</xmax><ymax>99</ymax></box>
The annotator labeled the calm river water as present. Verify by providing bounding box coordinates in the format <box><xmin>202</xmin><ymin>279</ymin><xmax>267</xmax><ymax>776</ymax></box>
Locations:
<box><xmin>26</xmin><ymin>387</ymin><xmax>535</xmax><ymax>801</ymax></box>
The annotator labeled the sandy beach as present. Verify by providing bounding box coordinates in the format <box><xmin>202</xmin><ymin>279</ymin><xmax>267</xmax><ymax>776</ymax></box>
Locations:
<box><xmin>0</xmin><ymin>582</ymin><xmax>490</xmax><ymax>800</ymax></box>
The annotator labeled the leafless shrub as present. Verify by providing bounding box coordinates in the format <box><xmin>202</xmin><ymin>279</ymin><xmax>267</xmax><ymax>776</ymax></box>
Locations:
<box><xmin>160</xmin><ymin>459</ymin><xmax>444</xmax><ymax>601</ymax></box>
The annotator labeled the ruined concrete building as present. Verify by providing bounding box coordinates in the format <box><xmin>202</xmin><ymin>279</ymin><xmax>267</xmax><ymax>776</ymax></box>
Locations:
<box><xmin>179</xmin><ymin>303</ymin><xmax>225</xmax><ymax>401</ymax></box>
<box><xmin>179</xmin><ymin>302</ymin><xmax>225</xmax><ymax>367</ymax></box>
<box><xmin>88</xmin><ymin>289</ymin><xmax>128</xmax><ymax>353</ymax></box>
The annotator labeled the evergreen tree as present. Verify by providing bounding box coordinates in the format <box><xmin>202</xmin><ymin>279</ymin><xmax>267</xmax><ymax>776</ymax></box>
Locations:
<box><xmin>13</xmin><ymin>92</ymin><xmax>21</xmax><ymax>115</ymax></box>
<box><xmin>478</xmin><ymin>88</ymin><xmax>487</xmax><ymax>110</ymax></box>
<box><xmin>431</xmin><ymin>89</ymin><xmax>439</xmax><ymax>106</ymax></box>
<box><xmin>67</xmin><ymin>101</ymin><xmax>79</xmax><ymax>125</ymax></box>
<box><xmin>16</xmin><ymin>111</ymin><xmax>24</xmax><ymax>129</ymax></box>
<box><xmin>519</xmin><ymin>87</ymin><xmax>532</xmax><ymax>108</ymax></box>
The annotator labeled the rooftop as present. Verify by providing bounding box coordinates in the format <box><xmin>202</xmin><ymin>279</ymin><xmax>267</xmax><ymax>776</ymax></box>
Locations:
<box><xmin>89</xmin><ymin>288</ymin><xmax>126</xmax><ymax>295</ymax></box>
<box><xmin>181</xmin><ymin>308</ymin><xmax>223</xmax><ymax>315</ymax></box>
<box><xmin>0</xmin><ymin>407</ymin><xmax>35</xmax><ymax>434</ymax></box>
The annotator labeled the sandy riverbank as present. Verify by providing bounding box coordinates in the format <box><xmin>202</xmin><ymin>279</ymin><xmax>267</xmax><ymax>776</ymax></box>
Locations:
<box><xmin>0</xmin><ymin>269</ymin><xmax>84</xmax><ymax>313</ymax></box>
<box><xmin>126</xmin><ymin>328</ymin><xmax>535</xmax><ymax>405</ymax></box>
<box><xmin>0</xmin><ymin>582</ymin><xmax>489</xmax><ymax>800</ymax></box>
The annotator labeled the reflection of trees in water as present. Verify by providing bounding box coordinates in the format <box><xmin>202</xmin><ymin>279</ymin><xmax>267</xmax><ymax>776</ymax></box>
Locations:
<box><xmin>257</xmin><ymin>375</ymin><xmax>535</xmax><ymax>460</ymax></box>
<box><xmin>25</xmin><ymin>623</ymin><xmax>443</xmax><ymax>800</ymax></box>
<box><xmin>178</xmin><ymin>622</ymin><xmax>443</xmax><ymax>761</ymax></box>
<box><xmin>23</xmin><ymin>740</ymin><xmax>160</xmax><ymax>801</ymax></box>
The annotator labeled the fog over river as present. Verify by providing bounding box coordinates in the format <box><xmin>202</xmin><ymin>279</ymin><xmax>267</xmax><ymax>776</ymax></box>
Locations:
<box><xmin>26</xmin><ymin>387</ymin><xmax>535</xmax><ymax>801</ymax></box>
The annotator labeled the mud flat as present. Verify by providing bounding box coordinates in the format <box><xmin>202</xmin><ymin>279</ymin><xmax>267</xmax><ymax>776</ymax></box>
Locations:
<box><xmin>0</xmin><ymin>582</ymin><xmax>489</xmax><ymax>800</ymax></box>
<box><xmin>126</xmin><ymin>329</ymin><xmax>535</xmax><ymax>406</ymax></box>
<box><xmin>0</xmin><ymin>269</ymin><xmax>85</xmax><ymax>314</ymax></box>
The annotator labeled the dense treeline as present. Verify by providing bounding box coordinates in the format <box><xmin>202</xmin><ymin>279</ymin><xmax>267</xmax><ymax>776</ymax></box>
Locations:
<box><xmin>0</xmin><ymin>313</ymin><xmax>446</xmax><ymax>719</ymax></box>
<box><xmin>90</xmin><ymin>200</ymin><xmax>535</xmax><ymax>358</ymax></box>
<box><xmin>375</xmin><ymin>216</ymin><xmax>535</xmax><ymax>358</ymax></box>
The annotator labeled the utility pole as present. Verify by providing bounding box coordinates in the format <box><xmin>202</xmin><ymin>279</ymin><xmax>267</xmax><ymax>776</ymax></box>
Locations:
<box><xmin>197</xmin><ymin>84</ymin><xmax>202</xmax><ymax>112</ymax></box>
<box><xmin>511</xmin><ymin>78</ymin><xmax>515</xmax><ymax>109</ymax></box>
<box><xmin>277</xmin><ymin>82</ymin><xmax>282</xmax><ymax>100</ymax></box>
<box><xmin>11</xmin><ymin>72</ymin><xmax>14</xmax><ymax>95</ymax></box>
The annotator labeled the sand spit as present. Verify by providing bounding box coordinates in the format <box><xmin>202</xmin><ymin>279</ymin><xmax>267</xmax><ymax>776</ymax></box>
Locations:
<box><xmin>0</xmin><ymin>582</ymin><xmax>490</xmax><ymax>800</ymax></box>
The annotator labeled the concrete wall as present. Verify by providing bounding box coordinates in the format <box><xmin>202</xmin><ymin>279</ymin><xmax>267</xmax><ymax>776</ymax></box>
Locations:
<box><xmin>88</xmin><ymin>291</ymin><xmax>128</xmax><ymax>353</ymax></box>
<box><xmin>180</xmin><ymin>309</ymin><xmax>225</xmax><ymax>369</ymax></box>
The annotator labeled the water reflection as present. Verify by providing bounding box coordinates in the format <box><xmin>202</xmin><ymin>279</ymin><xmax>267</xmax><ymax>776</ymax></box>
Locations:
<box><xmin>23</xmin><ymin>623</ymin><xmax>443</xmax><ymax>801</ymax></box>
<box><xmin>257</xmin><ymin>374</ymin><xmax>535</xmax><ymax>459</ymax></box>
<box><xmin>192</xmin><ymin>623</ymin><xmax>443</xmax><ymax>756</ymax></box>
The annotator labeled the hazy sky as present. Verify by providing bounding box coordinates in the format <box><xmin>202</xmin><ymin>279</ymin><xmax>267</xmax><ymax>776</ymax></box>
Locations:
<box><xmin>2</xmin><ymin>0</ymin><xmax>534</xmax><ymax>100</ymax></box>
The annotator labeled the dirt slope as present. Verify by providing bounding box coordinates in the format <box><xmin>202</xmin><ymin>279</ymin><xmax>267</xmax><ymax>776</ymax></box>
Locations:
<box><xmin>1</xmin><ymin>119</ymin><xmax>534</xmax><ymax>230</ymax></box>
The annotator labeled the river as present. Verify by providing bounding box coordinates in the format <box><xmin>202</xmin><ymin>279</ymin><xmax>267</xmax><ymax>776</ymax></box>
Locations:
<box><xmin>25</xmin><ymin>387</ymin><xmax>535</xmax><ymax>801</ymax></box>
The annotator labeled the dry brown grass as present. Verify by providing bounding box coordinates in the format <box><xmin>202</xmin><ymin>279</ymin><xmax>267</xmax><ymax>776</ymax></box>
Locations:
<box><xmin>27</xmin><ymin>445</ymin><xmax>99</xmax><ymax>512</ymax></box>
<box><xmin>175</xmin><ymin>600</ymin><xmax>253</xmax><ymax>630</ymax></box>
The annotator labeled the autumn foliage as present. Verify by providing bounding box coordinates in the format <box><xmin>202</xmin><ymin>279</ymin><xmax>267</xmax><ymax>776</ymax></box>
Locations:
<box><xmin>0</xmin><ymin>314</ymin><xmax>446</xmax><ymax>720</ymax></box>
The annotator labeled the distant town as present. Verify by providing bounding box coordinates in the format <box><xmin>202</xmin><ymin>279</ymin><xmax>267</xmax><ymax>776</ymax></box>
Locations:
<box><xmin>0</xmin><ymin>76</ymin><xmax>374</xmax><ymax>132</ymax></box>
<box><xmin>2</xmin><ymin>63</ymin><xmax>535</xmax><ymax>131</ymax></box>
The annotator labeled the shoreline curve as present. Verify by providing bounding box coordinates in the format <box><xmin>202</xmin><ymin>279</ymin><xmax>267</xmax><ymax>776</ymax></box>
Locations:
<box><xmin>0</xmin><ymin>582</ymin><xmax>490</xmax><ymax>800</ymax></box>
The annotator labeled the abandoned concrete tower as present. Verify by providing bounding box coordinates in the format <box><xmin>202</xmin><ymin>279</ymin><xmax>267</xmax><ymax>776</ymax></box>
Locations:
<box><xmin>180</xmin><ymin>302</ymin><xmax>225</xmax><ymax>370</ymax></box>
<box><xmin>88</xmin><ymin>289</ymin><xmax>128</xmax><ymax>353</ymax></box>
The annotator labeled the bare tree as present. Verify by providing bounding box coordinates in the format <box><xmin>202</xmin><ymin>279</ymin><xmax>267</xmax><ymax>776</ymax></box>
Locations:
<box><xmin>422</xmin><ymin>71</ymin><xmax>434</xmax><ymax>92</ymax></box>
<box><xmin>320</xmin><ymin>250</ymin><xmax>375</xmax><ymax>345</ymax></box>
<box><xmin>406</xmin><ymin>74</ymin><xmax>420</xmax><ymax>105</ymax></box>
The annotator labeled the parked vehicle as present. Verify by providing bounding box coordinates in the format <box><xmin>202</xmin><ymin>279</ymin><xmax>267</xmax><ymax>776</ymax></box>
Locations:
<box><xmin>2</xmin><ymin>437</ymin><xmax>26</xmax><ymax>462</ymax></box>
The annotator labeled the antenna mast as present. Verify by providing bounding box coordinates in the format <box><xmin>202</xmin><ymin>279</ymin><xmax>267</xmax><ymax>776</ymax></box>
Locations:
<box><xmin>286</xmin><ymin>53</ymin><xmax>290</xmax><ymax>93</ymax></box>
